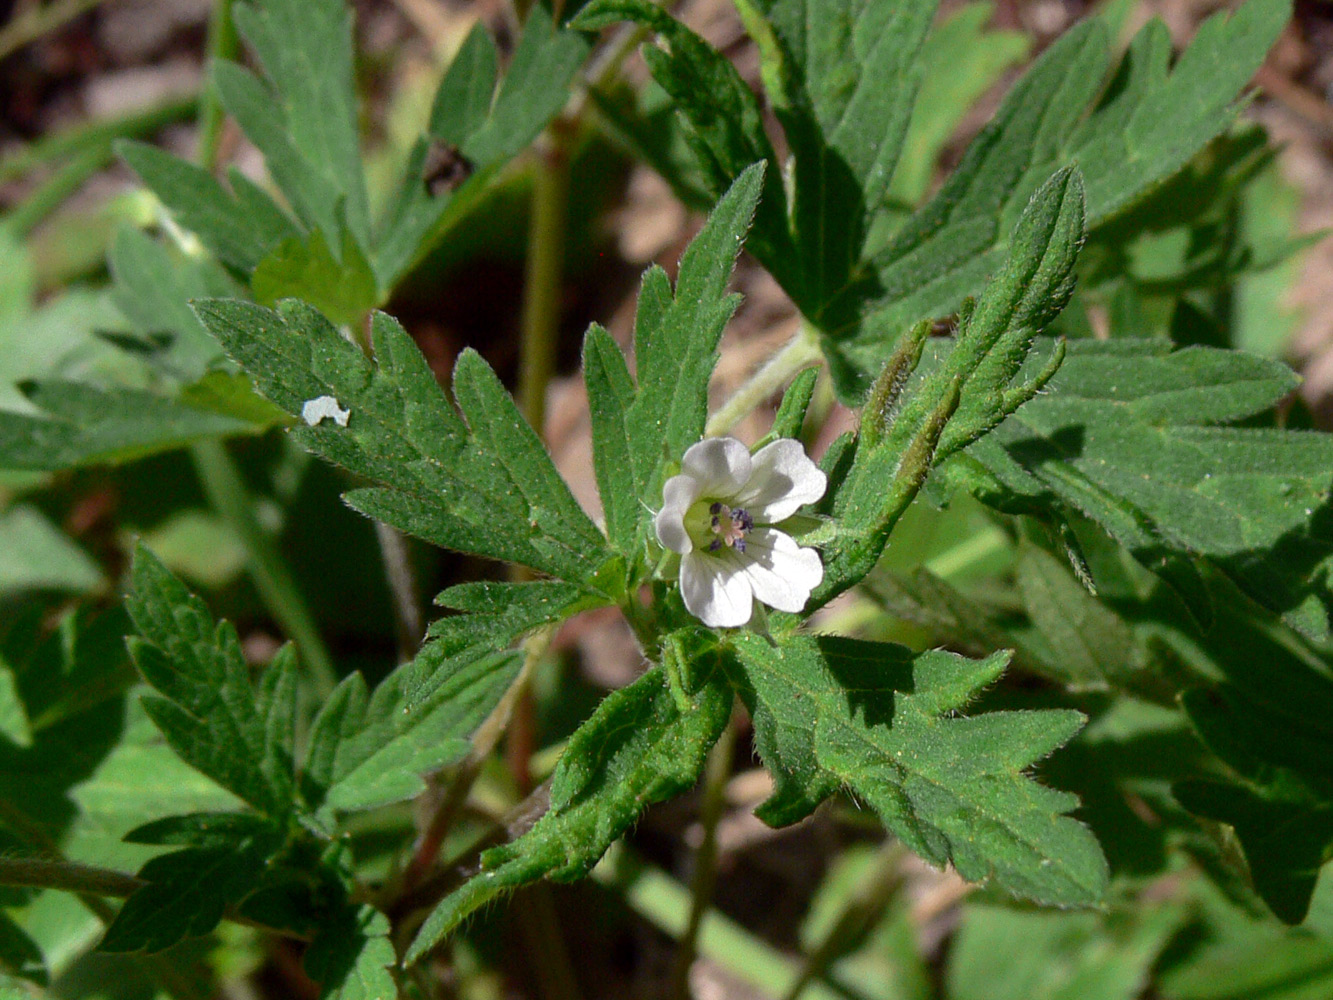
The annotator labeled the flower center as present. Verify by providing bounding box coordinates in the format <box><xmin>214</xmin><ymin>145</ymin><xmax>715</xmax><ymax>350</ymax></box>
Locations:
<box><xmin>706</xmin><ymin>501</ymin><xmax>753</xmax><ymax>553</ymax></box>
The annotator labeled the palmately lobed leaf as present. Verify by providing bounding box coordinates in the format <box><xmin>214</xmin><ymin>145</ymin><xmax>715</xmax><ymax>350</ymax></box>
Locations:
<box><xmin>302</xmin><ymin>647</ymin><xmax>523</xmax><ymax>814</ymax></box>
<box><xmin>124</xmin><ymin>546</ymin><xmax>296</xmax><ymax>819</ymax></box>
<box><xmin>727</xmin><ymin>633</ymin><xmax>1108</xmax><ymax>906</ymax></box>
<box><xmin>194</xmin><ymin>300</ymin><xmax>611</xmax><ymax>585</ymax></box>
<box><xmin>959</xmin><ymin>338</ymin><xmax>1333</xmax><ymax>642</ymax></box>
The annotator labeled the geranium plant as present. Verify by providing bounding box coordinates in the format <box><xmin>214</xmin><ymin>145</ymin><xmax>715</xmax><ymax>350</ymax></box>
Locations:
<box><xmin>1</xmin><ymin>0</ymin><xmax>1331</xmax><ymax>997</ymax></box>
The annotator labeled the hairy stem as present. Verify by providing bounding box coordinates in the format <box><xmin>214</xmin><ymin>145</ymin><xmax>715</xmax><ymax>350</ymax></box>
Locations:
<box><xmin>189</xmin><ymin>439</ymin><xmax>337</xmax><ymax>695</ymax></box>
<box><xmin>668</xmin><ymin>709</ymin><xmax>739</xmax><ymax>1000</ymax></box>
<box><xmin>705</xmin><ymin>322</ymin><xmax>824</xmax><ymax>437</ymax></box>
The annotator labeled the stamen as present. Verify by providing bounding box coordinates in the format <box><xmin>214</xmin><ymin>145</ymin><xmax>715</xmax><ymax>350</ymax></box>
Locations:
<box><xmin>704</xmin><ymin>502</ymin><xmax>753</xmax><ymax>552</ymax></box>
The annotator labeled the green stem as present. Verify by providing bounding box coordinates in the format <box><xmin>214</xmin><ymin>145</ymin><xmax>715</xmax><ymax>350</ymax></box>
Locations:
<box><xmin>783</xmin><ymin>842</ymin><xmax>906</xmax><ymax>1000</ymax></box>
<box><xmin>197</xmin><ymin>0</ymin><xmax>238</xmax><ymax>173</ymax></box>
<box><xmin>0</xmin><ymin>0</ymin><xmax>107</xmax><ymax>62</ymax></box>
<box><xmin>6</xmin><ymin>148</ymin><xmax>107</xmax><ymax>237</ymax></box>
<box><xmin>516</xmin><ymin>126</ymin><xmax>572</xmax><ymax>435</ymax></box>
<box><xmin>189</xmin><ymin>439</ymin><xmax>337</xmax><ymax>695</ymax></box>
<box><xmin>705</xmin><ymin>323</ymin><xmax>823</xmax><ymax>437</ymax></box>
<box><xmin>594</xmin><ymin>844</ymin><xmax>854</xmax><ymax>1000</ymax></box>
<box><xmin>0</xmin><ymin>95</ymin><xmax>196</xmax><ymax>185</ymax></box>
<box><xmin>668</xmin><ymin>710</ymin><xmax>739</xmax><ymax>1000</ymax></box>
<box><xmin>0</xmin><ymin>856</ymin><xmax>143</xmax><ymax>898</ymax></box>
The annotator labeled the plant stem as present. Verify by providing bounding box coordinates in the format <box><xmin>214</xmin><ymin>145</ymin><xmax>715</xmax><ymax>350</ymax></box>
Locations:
<box><xmin>0</xmin><ymin>95</ymin><xmax>196</xmax><ymax>184</ymax></box>
<box><xmin>668</xmin><ymin>709</ymin><xmax>738</xmax><ymax>1000</ymax></box>
<box><xmin>594</xmin><ymin>844</ymin><xmax>854</xmax><ymax>1000</ymax></box>
<box><xmin>197</xmin><ymin>0</ymin><xmax>238</xmax><ymax>173</ymax></box>
<box><xmin>705</xmin><ymin>323</ymin><xmax>824</xmax><ymax>437</ymax></box>
<box><xmin>7</xmin><ymin>148</ymin><xmax>107</xmax><ymax>237</ymax></box>
<box><xmin>0</xmin><ymin>0</ymin><xmax>107</xmax><ymax>62</ymax></box>
<box><xmin>0</xmin><ymin>856</ymin><xmax>143</xmax><ymax>898</ymax></box>
<box><xmin>189</xmin><ymin>439</ymin><xmax>337</xmax><ymax>695</ymax></box>
<box><xmin>508</xmin><ymin>117</ymin><xmax>574</xmax><ymax>792</ymax></box>
<box><xmin>396</xmin><ymin>626</ymin><xmax>557</xmax><ymax>898</ymax></box>
<box><xmin>783</xmin><ymin>842</ymin><xmax>906</xmax><ymax>1000</ymax></box>
<box><xmin>375</xmin><ymin>520</ymin><xmax>423</xmax><ymax>660</ymax></box>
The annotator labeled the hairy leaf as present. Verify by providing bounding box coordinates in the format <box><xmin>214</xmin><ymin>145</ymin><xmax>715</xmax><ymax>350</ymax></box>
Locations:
<box><xmin>195</xmin><ymin>302</ymin><xmax>610</xmax><ymax>584</ymax></box>
<box><xmin>406</xmin><ymin>662</ymin><xmax>732</xmax><ymax>961</ymax></box>
<box><xmin>0</xmin><ymin>381</ymin><xmax>263</xmax><ymax>471</ymax></box>
<box><xmin>726</xmin><ymin>633</ymin><xmax>1107</xmax><ymax>905</ymax></box>
<box><xmin>303</xmin><ymin>648</ymin><xmax>522</xmax><ymax>813</ymax></box>
<box><xmin>958</xmin><ymin>339</ymin><xmax>1330</xmax><ymax>641</ymax></box>
<box><xmin>125</xmin><ymin>547</ymin><xmax>295</xmax><ymax>818</ymax></box>
<box><xmin>303</xmin><ymin>905</ymin><xmax>397</xmax><ymax>1000</ymax></box>
<box><xmin>98</xmin><ymin>834</ymin><xmax>279</xmax><ymax>953</ymax></box>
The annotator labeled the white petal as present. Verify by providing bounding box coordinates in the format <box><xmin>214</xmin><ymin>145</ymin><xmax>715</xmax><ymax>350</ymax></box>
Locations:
<box><xmin>680</xmin><ymin>437</ymin><xmax>752</xmax><ymax>497</ymax></box>
<box><xmin>656</xmin><ymin>474</ymin><xmax>701</xmax><ymax>554</ymax></box>
<box><xmin>681</xmin><ymin>550</ymin><xmax>754</xmax><ymax>627</ymax></box>
<box><xmin>738</xmin><ymin>439</ymin><xmax>826</xmax><ymax>523</ymax></box>
<box><xmin>737</xmin><ymin>528</ymin><xmax>823</xmax><ymax>614</ymax></box>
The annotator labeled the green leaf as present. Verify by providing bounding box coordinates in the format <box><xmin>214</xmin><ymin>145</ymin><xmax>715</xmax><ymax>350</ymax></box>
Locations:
<box><xmin>0</xmin><ymin>505</ymin><xmax>102</xmax><ymax>596</ymax></box>
<box><xmin>227</xmin><ymin>0</ymin><xmax>369</xmax><ymax>247</ymax></box>
<box><xmin>958</xmin><ymin>339</ymin><xmax>1332</xmax><ymax>642</ymax></box>
<box><xmin>0</xmin><ymin>912</ymin><xmax>45</xmax><ymax>986</ymax></box>
<box><xmin>572</xmin><ymin>1</ymin><xmax>793</xmax><ymax>280</ymax></box>
<box><xmin>621</xmin><ymin>163</ymin><xmax>764</xmax><ymax>517</ymax></box>
<box><xmin>744</xmin><ymin>0</ymin><xmax>936</xmax><ymax>304</ymax></box>
<box><xmin>427</xmin><ymin>579</ymin><xmax>606</xmax><ymax>663</ymax></box>
<box><xmin>427</xmin><ymin>22</ymin><xmax>498</xmax><ymax>147</ymax></box>
<box><xmin>582</xmin><ymin>323</ymin><xmax>638</xmax><ymax>553</ymax></box>
<box><xmin>818</xmin><ymin>0</ymin><xmax>1288</xmax><ymax>396</ymax></box>
<box><xmin>194</xmin><ymin>302</ymin><xmax>610</xmax><ymax>583</ymax></box>
<box><xmin>726</xmin><ymin>633</ymin><xmax>1108</xmax><ymax>906</ymax></box>
<box><xmin>947</xmin><ymin>900</ymin><xmax>1188</xmax><ymax>1000</ymax></box>
<box><xmin>124</xmin><ymin>546</ymin><xmax>295</xmax><ymax>819</ymax></box>
<box><xmin>887</xmin><ymin>3</ymin><xmax>1030</xmax><ymax>207</ymax></box>
<box><xmin>107</xmin><ymin>226</ymin><xmax>236</xmax><ymax>380</ymax></box>
<box><xmin>302</xmin><ymin>648</ymin><xmax>522</xmax><ymax>814</ymax></box>
<box><xmin>1014</xmin><ymin>539</ymin><xmax>1145</xmax><ymax>690</ymax></box>
<box><xmin>303</xmin><ymin>905</ymin><xmax>396</xmax><ymax>1000</ymax></box>
<box><xmin>406</xmin><ymin>661</ymin><xmax>733</xmax><ymax>962</ymax></box>
<box><xmin>117</xmin><ymin>141</ymin><xmax>301</xmax><ymax>272</ymax></box>
<box><xmin>455</xmin><ymin>4</ymin><xmax>591</xmax><ymax>168</ymax></box>
<box><xmin>251</xmin><ymin>229</ymin><xmax>379</xmax><ymax>327</ymax></box>
<box><xmin>813</xmin><ymin>171</ymin><xmax>1082</xmax><ymax>606</ymax></box>
<box><xmin>98</xmin><ymin>835</ymin><xmax>279</xmax><ymax>953</ymax></box>
<box><xmin>0</xmin><ymin>381</ymin><xmax>262</xmax><ymax>471</ymax></box>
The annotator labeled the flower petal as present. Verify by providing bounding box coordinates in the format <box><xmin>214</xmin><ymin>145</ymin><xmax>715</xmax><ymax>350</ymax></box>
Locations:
<box><xmin>680</xmin><ymin>437</ymin><xmax>752</xmax><ymax>497</ymax></box>
<box><xmin>656</xmin><ymin>474</ymin><xmax>701</xmax><ymax>554</ymax></box>
<box><xmin>681</xmin><ymin>550</ymin><xmax>754</xmax><ymax>627</ymax></box>
<box><xmin>737</xmin><ymin>527</ymin><xmax>823</xmax><ymax>614</ymax></box>
<box><xmin>738</xmin><ymin>439</ymin><xmax>827</xmax><ymax>523</ymax></box>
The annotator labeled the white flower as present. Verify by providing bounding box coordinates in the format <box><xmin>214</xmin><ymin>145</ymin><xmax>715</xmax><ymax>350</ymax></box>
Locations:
<box><xmin>655</xmin><ymin>436</ymin><xmax>826</xmax><ymax>628</ymax></box>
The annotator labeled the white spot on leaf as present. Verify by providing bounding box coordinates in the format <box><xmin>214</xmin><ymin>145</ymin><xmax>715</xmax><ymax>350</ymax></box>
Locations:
<box><xmin>301</xmin><ymin>395</ymin><xmax>351</xmax><ymax>427</ymax></box>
